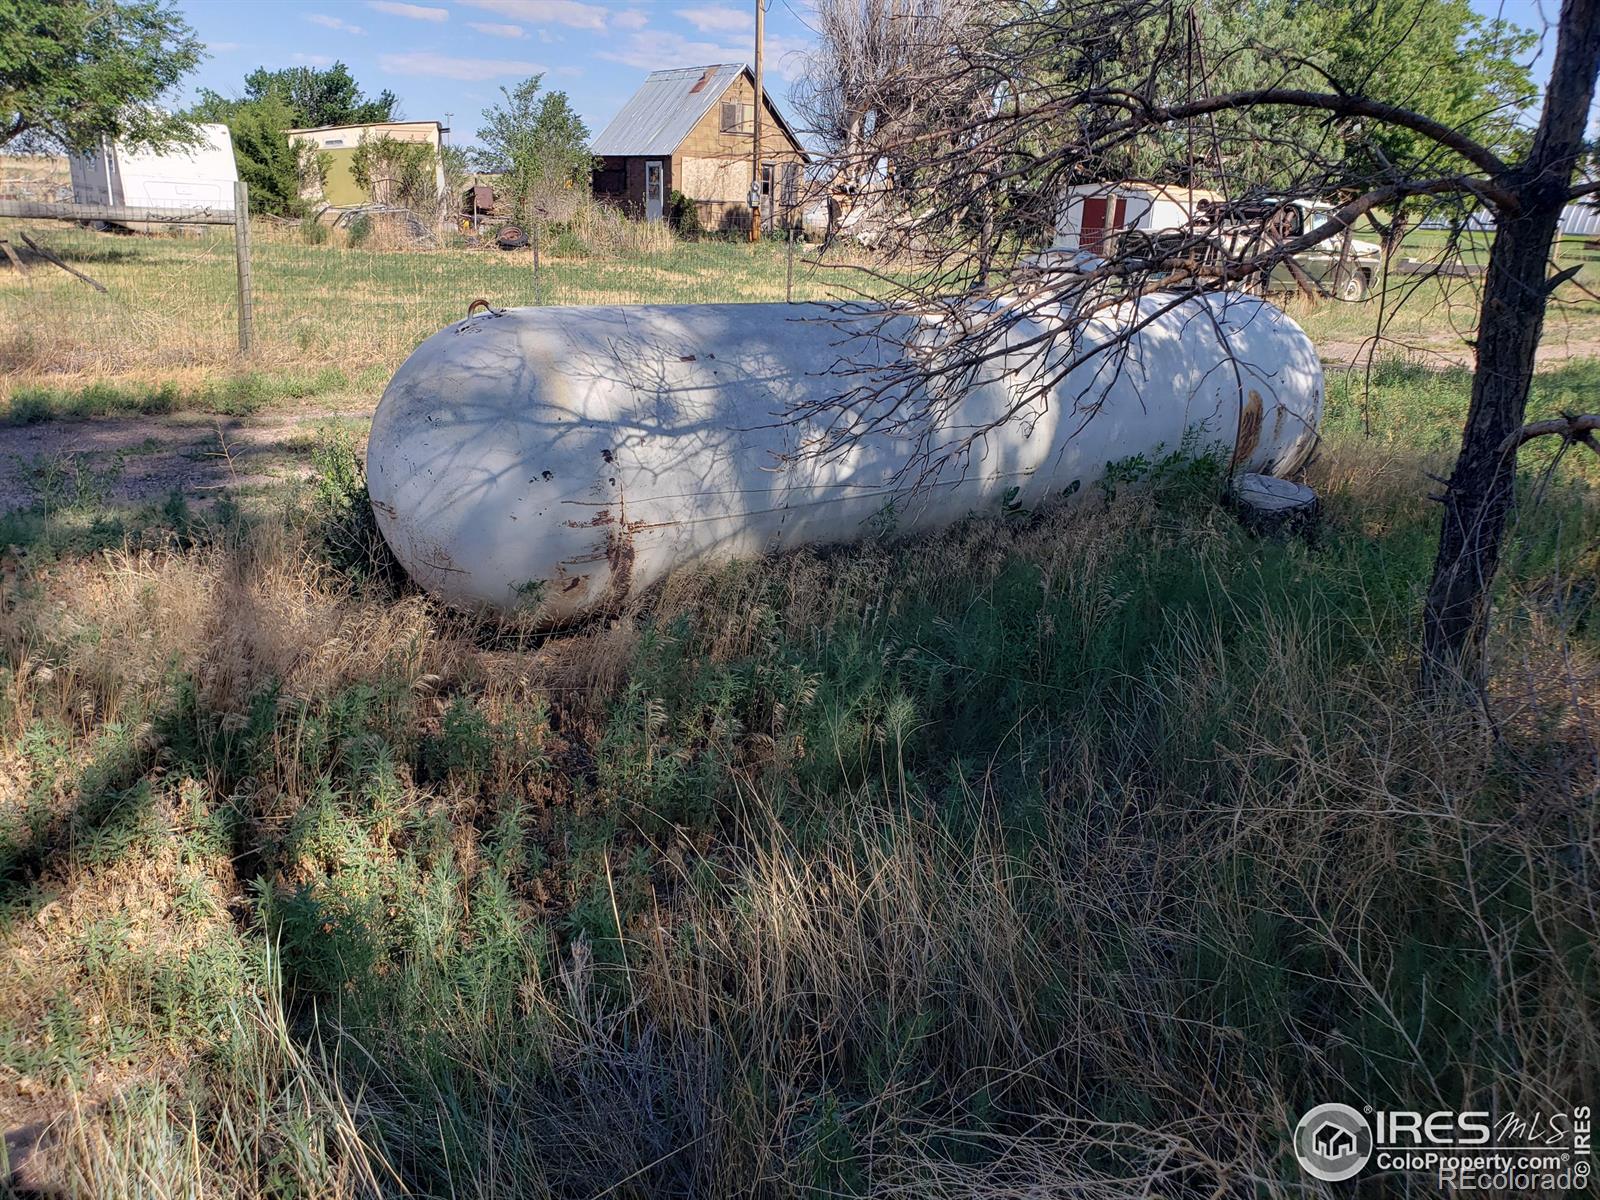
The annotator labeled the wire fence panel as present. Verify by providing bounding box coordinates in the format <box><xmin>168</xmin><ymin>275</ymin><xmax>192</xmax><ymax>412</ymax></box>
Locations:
<box><xmin>1</xmin><ymin>215</ymin><xmax>889</xmax><ymax>395</ymax></box>
<box><xmin>0</xmin><ymin>221</ymin><xmax>244</xmax><ymax>378</ymax></box>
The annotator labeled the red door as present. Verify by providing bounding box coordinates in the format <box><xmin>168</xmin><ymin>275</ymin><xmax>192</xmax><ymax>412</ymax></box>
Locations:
<box><xmin>1080</xmin><ymin>197</ymin><xmax>1107</xmax><ymax>251</ymax></box>
<box><xmin>1081</xmin><ymin>195</ymin><xmax>1129</xmax><ymax>252</ymax></box>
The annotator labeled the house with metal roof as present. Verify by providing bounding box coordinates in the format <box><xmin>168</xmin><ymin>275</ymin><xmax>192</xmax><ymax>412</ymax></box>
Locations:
<box><xmin>591</xmin><ymin>64</ymin><xmax>809</xmax><ymax>232</ymax></box>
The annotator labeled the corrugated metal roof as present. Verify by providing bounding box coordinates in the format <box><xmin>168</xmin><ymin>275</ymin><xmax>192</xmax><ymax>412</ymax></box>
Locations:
<box><xmin>591</xmin><ymin>64</ymin><xmax>747</xmax><ymax>156</ymax></box>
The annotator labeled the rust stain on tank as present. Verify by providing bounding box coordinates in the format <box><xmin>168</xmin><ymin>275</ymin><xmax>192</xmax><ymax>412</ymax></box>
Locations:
<box><xmin>604</xmin><ymin>525</ymin><xmax>635</xmax><ymax>604</ymax></box>
<box><xmin>598</xmin><ymin>466</ymin><xmax>635</xmax><ymax>607</ymax></box>
<box><xmin>1232</xmin><ymin>389</ymin><xmax>1264</xmax><ymax>469</ymax></box>
<box><xmin>408</xmin><ymin>533</ymin><xmax>465</xmax><ymax>574</ymax></box>
<box><xmin>562</xmin><ymin>509</ymin><xmax>617</xmax><ymax>529</ymax></box>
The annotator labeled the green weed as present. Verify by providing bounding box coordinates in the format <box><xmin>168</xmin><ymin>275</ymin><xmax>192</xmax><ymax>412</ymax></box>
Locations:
<box><xmin>1</xmin><ymin>362</ymin><xmax>1597</xmax><ymax>1196</ymax></box>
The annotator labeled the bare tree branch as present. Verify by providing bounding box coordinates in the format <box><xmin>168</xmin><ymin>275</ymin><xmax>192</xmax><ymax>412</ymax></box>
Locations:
<box><xmin>790</xmin><ymin>0</ymin><xmax>1595</xmax><ymax>691</ymax></box>
<box><xmin>1134</xmin><ymin>89</ymin><xmax>1512</xmax><ymax>182</ymax></box>
<box><xmin>1498</xmin><ymin>413</ymin><xmax>1600</xmax><ymax>457</ymax></box>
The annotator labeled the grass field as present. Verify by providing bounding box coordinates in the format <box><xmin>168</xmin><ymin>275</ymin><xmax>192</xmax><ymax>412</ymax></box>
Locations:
<box><xmin>1</xmin><ymin>225</ymin><xmax>1598</xmax><ymax>1196</ymax></box>
<box><xmin>0</xmin><ymin>221</ymin><xmax>885</xmax><ymax>396</ymax></box>
<box><xmin>3</xmin><ymin>218</ymin><xmax>1597</xmax><ymax>408</ymax></box>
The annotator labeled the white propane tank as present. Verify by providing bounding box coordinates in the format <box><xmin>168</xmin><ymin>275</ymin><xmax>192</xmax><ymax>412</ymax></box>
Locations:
<box><xmin>366</xmin><ymin>293</ymin><xmax>1322</xmax><ymax>622</ymax></box>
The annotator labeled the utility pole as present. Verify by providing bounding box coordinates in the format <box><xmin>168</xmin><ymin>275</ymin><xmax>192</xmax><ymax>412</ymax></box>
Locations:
<box><xmin>749</xmin><ymin>0</ymin><xmax>764</xmax><ymax>243</ymax></box>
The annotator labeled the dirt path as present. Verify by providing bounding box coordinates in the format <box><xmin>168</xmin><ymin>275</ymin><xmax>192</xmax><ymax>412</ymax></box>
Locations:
<box><xmin>1318</xmin><ymin>322</ymin><xmax>1600</xmax><ymax>372</ymax></box>
<box><xmin>0</xmin><ymin>404</ymin><xmax>370</xmax><ymax>513</ymax></box>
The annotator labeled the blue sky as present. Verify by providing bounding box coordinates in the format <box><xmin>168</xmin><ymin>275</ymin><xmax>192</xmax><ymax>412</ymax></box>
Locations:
<box><xmin>170</xmin><ymin>0</ymin><xmax>1558</xmax><ymax>154</ymax></box>
<box><xmin>174</xmin><ymin>0</ymin><xmax>822</xmax><ymax>150</ymax></box>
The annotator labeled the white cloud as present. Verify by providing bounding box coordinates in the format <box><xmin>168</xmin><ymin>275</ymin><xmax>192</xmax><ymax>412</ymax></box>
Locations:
<box><xmin>367</xmin><ymin>1</ymin><xmax>449</xmax><ymax>20</ymax></box>
<box><xmin>378</xmin><ymin>50</ymin><xmax>546</xmax><ymax>79</ymax></box>
<box><xmin>293</xmin><ymin>53</ymin><xmax>337</xmax><ymax>66</ymax></box>
<box><xmin>468</xmin><ymin>20</ymin><xmax>525</xmax><ymax>37</ymax></box>
<box><xmin>598</xmin><ymin>31</ymin><xmax>805</xmax><ymax>81</ymax></box>
<box><xmin>675</xmin><ymin>5</ymin><xmax>750</xmax><ymax>34</ymax></box>
<box><xmin>598</xmin><ymin>31</ymin><xmax>735</xmax><ymax>70</ymax></box>
<box><xmin>612</xmin><ymin>10</ymin><xmax>649</xmax><ymax>30</ymax></box>
<box><xmin>306</xmin><ymin>12</ymin><xmax>366</xmax><ymax>34</ymax></box>
<box><xmin>458</xmin><ymin>0</ymin><xmax>607</xmax><ymax>32</ymax></box>
<box><xmin>767</xmin><ymin>36</ymin><xmax>812</xmax><ymax>80</ymax></box>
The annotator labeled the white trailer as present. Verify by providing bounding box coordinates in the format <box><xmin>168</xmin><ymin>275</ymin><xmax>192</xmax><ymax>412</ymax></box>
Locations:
<box><xmin>69</xmin><ymin>124</ymin><xmax>238</xmax><ymax>216</ymax></box>
<box><xmin>1054</xmin><ymin>183</ymin><xmax>1383</xmax><ymax>300</ymax></box>
<box><xmin>1052</xmin><ymin>182</ymin><xmax>1223</xmax><ymax>253</ymax></box>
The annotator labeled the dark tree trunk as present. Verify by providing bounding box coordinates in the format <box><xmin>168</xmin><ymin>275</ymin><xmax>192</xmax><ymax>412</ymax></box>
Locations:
<box><xmin>1381</xmin><ymin>208</ymin><xmax>1409</xmax><ymax>270</ymax></box>
<box><xmin>1420</xmin><ymin>0</ymin><xmax>1600</xmax><ymax>694</ymax></box>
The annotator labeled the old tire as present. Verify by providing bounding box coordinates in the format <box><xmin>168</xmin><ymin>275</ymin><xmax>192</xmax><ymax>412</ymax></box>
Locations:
<box><xmin>1336</xmin><ymin>268</ymin><xmax>1370</xmax><ymax>302</ymax></box>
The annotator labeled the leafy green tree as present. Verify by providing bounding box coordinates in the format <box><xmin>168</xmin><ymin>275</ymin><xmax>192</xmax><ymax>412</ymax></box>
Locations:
<box><xmin>0</xmin><ymin>0</ymin><xmax>203</xmax><ymax>153</ymax></box>
<box><xmin>1192</xmin><ymin>0</ymin><xmax>1535</xmax><ymax>248</ymax></box>
<box><xmin>194</xmin><ymin>88</ymin><xmax>322</xmax><ymax>216</ymax></box>
<box><xmin>474</xmin><ymin>75</ymin><xmax>592</xmax><ymax>218</ymax></box>
<box><xmin>1285</xmin><ymin>0</ymin><xmax>1533</xmax><ymax>154</ymax></box>
<box><xmin>190</xmin><ymin>61</ymin><xmax>397</xmax><ymax>217</ymax></box>
<box><xmin>238</xmin><ymin>61</ymin><xmax>398</xmax><ymax>128</ymax></box>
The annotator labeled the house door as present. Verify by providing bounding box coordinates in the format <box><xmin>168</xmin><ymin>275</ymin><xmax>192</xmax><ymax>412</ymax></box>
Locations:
<box><xmin>1079</xmin><ymin>196</ymin><xmax>1128</xmax><ymax>252</ymax></box>
<box><xmin>644</xmin><ymin>161</ymin><xmax>664</xmax><ymax>222</ymax></box>
<box><xmin>1079</xmin><ymin>197</ymin><xmax>1107</xmax><ymax>251</ymax></box>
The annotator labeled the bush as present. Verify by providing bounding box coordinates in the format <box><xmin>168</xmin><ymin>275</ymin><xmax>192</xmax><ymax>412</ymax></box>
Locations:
<box><xmin>308</xmin><ymin>426</ymin><xmax>398</xmax><ymax>584</ymax></box>
<box><xmin>300</xmin><ymin>215</ymin><xmax>329</xmax><ymax>245</ymax></box>
<box><xmin>350</xmin><ymin>133</ymin><xmax>441</xmax><ymax>213</ymax></box>
<box><xmin>666</xmin><ymin>189</ymin><xmax>703</xmax><ymax>238</ymax></box>
<box><xmin>345</xmin><ymin>213</ymin><xmax>373</xmax><ymax>249</ymax></box>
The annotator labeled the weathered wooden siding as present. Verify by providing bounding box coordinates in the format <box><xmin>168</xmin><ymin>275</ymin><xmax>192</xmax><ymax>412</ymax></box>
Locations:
<box><xmin>592</xmin><ymin>72</ymin><xmax>806</xmax><ymax>230</ymax></box>
<box><xmin>592</xmin><ymin>154</ymin><xmax>674</xmax><ymax>218</ymax></box>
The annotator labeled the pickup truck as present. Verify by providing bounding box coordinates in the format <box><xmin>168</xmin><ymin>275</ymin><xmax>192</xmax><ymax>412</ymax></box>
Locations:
<box><xmin>1118</xmin><ymin>198</ymin><xmax>1382</xmax><ymax>300</ymax></box>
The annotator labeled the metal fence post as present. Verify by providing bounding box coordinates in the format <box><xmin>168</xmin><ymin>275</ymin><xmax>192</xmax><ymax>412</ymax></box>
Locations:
<box><xmin>233</xmin><ymin>180</ymin><xmax>253</xmax><ymax>355</ymax></box>
<box><xmin>786</xmin><ymin>227</ymin><xmax>794</xmax><ymax>303</ymax></box>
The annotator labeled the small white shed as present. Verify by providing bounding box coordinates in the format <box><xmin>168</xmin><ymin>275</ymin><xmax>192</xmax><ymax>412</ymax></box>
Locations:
<box><xmin>69</xmin><ymin>123</ymin><xmax>239</xmax><ymax>211</ymax></box>
<box><xmin>1052</xmin><ymin>182</ymin><xmax>1223</xmax><ymax>252</ymax></box>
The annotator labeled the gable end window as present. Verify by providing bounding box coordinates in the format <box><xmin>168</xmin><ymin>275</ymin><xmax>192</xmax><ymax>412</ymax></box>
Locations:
<box><xmin>720</xmin><ymin>102</ymin><xmax>754</xmax><ymax>135</ymax></box>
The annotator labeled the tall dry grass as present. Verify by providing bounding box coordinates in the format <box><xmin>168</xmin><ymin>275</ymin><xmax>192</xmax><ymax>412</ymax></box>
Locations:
<box><xmin>1</xmin><ymin>431</ymin><xmax>1596</xmax><ymax>1196</ymax></box>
